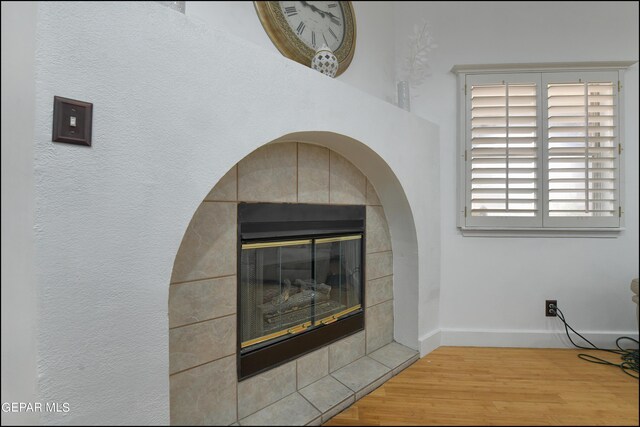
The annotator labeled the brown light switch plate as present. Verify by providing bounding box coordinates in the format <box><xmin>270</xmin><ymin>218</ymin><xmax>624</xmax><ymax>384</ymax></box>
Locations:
<box><xmin>52</xmin><ymin>96</ymin><xmax>93</xmax><ymax>146</ymax></box>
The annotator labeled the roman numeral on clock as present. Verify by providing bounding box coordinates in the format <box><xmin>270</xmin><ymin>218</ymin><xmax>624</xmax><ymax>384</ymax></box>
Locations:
<box><xmin>328</xmin><ymin>3</ymin><xmax>337</xmax><ymax>7</ymax></box>
<box><xmin>330</xmin><ymin>16</ymin><xmax>341</xmax><ymax>26</ymax></box>
<box><xmin>312</xmin><ymin>31</ymin><xmax>316</xmax><ymax>47</ymax></box>
<box><xmin>284</xmin><ymin>6</ymin><xmax>297</xmax><ymax>16</ymax></box>
<box><xmin>328</xmin><ymin>27</ymin><xmax>338</xmax><ymax>40</ymax></box>
<box><xmin>296</xmin><ymin>21</ymin><xmax>306</xmax><ymax>35</ymax></box>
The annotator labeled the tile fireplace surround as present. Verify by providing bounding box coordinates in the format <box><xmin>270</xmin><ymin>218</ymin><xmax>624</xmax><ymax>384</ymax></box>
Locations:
<box><xmin>168</xmin><ymin>142</ymin><xmax>418</xmax><ymax>425</ymax></box>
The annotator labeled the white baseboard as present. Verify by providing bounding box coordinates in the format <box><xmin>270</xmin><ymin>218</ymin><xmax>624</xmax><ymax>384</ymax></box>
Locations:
<box><xmin>418</xmin><ymin>329</ymin><xmax>442</xmax><ymax>356</ymax></box>
<box><xmin>417</xmin><ymin>328</ymin><xmax>638</xmax><ymax>357</ymax></box>
<box><xmin>439</xmin><ymin>328</ymin><xmax>639</xmax><ymax>349</ymax></box>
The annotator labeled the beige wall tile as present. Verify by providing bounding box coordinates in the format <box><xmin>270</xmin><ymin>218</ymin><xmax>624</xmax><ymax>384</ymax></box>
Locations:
<box><xmin>238</xmin><ymin>142</ymin><xmax>297</xmax><ymax>202</ymax></box>
<box><xmin>297</xmin><ymin>347</ymin><xmax>329</xmax><ymax>389</ymax></box>
<box><xmin>365</xmin><ymin>275</ymin><xmax>393</xmax><ymax>308</ymax></box>
<box><xmin>169</xmin><ymin>276</ymin><xmax>236</xmax><ymax>328</ymax></box>
<box><xmin>329</xmin><ymin>330</ymin><xmax>365</xmax><ymax>373</ymax></box>
<box><xmin>169</xmin><ymin>315</ymin><xmax>235</xmax><ymax>374</ymax></box>
<box><xmin>366</xmin><ymin>180</ymin><xmax>381</xmax><ymax>206</ymax></box>
<box><xmin>366</xmin><ymin>205</ymin><xmax>391</xmax><ymax>254</ymax></box>
<box><xmin>237</xmin><ymin>361</ymin><xmax>296</xmax><ymax>419</ymax></box>
<box><xmin>366</xmin><ymin>300</ymin><xmax>394</xmax><ymax>354</ymax></box>
<box><xmin>171</xmin><ymin>202</ymin><xmax>236</xmax><ymax>283</ymax></box>
<box><xmin>329</xmin><ymin>152</ymin><xmax>366</xmax><ymax>205</ymax></box>
<box><xmin>205</xmin><ymin>165</ymin><xmax>237</xmax><ymax>202</ymax></box>
<box><xmin>298</xmin><ymin>143</ymin><xmax>329</xmax><ymax>204</ymax></box>
<box><xmin>366</xmin><ymin>251</ymin><xmax>393</xmax><ymax>281</ymax></box>
<box><xmin>170</xmin><ymin>355</ymin><xmax>236</xmax><ymax>425</ymax></box>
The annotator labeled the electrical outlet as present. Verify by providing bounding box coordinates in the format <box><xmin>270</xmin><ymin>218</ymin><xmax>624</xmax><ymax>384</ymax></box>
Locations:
<box><xmin>545</xmin><ymin>300</ymin><xmax>557</xmax><ymax>317</ymax></box>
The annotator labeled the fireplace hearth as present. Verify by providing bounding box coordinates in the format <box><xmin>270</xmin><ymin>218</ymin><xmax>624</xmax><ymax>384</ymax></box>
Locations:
<box><xmin>238</xmin><ymin>203</ymin><xmax>365</xmax><ymax>379</ymax></box>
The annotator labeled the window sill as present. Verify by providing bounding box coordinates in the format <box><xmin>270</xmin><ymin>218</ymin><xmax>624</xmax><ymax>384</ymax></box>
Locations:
<box><xmin>459</xmin><ymin>227</ymin><xmax>624</xmax><ymax>238</ymax></box>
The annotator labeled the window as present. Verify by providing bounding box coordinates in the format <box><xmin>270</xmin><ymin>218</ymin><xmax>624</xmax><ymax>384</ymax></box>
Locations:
<box><xmin>454</xmin><ymin>63</ymin><xmax>632</xmax><ymax>233</ymax></box>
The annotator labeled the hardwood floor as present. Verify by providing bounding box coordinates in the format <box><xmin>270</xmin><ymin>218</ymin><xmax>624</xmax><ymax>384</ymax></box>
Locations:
<box><xmin>325</xmin><ymin>346</ymin><xmax>639</xmax><ymax>426</ymax></box>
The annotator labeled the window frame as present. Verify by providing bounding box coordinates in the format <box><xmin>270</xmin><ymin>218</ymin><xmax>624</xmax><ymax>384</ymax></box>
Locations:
<box><xmin>453</xmin><ymin>62</ymin><xmax>633</xmax><ymax>236</ymax></box>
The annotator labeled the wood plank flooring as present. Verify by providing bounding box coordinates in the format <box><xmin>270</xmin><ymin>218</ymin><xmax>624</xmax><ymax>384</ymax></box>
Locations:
<box><xmin>325</xmin><ymin>346</ymin><xmax>639</xmax><ymax>426</ymax></box>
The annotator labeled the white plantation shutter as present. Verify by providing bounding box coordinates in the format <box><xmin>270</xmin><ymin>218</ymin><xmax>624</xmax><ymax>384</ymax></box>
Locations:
<box><xmin>543</xmin><ymin>71</ymin><xmax>620</xmax><ymax>228</ymax></box>
<box><xmin>466</xmin><ymin>74</ymin><xmax>542</xmax><ymax>227</ymax></box>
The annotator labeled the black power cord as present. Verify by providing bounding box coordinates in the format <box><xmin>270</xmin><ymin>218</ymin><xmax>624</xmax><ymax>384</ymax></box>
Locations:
<box><xmin>550</xmin><ymin>303</ymin><xmax>639</xmax><ymax>379</ymax></box>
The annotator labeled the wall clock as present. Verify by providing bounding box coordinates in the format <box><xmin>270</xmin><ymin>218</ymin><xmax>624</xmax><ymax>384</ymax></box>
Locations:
<box><xmin>254</xmin><ymin>1</ymin><xmax>356</xmax><ymax>76</ymax></box>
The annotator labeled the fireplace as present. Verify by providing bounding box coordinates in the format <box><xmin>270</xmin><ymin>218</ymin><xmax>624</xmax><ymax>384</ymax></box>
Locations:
<box><xmin>238</xmin><ymin>203</ymin><xmax>365</xmax><ymax>379</ymax></box>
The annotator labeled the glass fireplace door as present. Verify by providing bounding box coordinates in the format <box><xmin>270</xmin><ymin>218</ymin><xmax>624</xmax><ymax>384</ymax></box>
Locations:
<box><xmin>240</xmin><ymin>240</ymin><xmax>314</xmax><ymax>349</ymax></box>
<box><xmin>240</xmin><ymin>234</ymin><xmax>363</xmax><ymax>352</ymax></box>
<box><xmin>313</xmin><ymin>235</ymin><xmax>362</xmax><ymax>326</ymax></box>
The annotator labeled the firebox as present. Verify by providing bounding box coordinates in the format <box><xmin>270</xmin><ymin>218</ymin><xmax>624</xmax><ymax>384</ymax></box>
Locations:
<box><xmin>237</xmin><ymin>203</ymin><xmax>365</xmax><ymax>380</ymax></box>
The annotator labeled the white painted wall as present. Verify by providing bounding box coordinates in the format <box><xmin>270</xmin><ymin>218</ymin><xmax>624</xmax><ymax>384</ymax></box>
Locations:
<box><xmin>3</xmin><ymin>1</ymin><xmax>637</xmax><ymax>423</ymax></box>
<box><xmin>186</xmin><ymin>1</ymin><xmax>397</xmax><ymax>103</ymax></box>
<box><xmin>3</xmin><ymin>2</ymin><xmax>438</xmax><ymax>424</ymax></box>
<box><xmin>1</xmin><ymin>2</ymin><xmax>40</xmax><ymax>426</ymax></box>
<box><xmin>396</xmin><ymin>1</ymin><xmax>639</xmax><ymax>346</ymax></box>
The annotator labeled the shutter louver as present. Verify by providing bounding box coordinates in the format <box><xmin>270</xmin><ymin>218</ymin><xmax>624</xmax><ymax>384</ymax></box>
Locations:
<box><xmin>547</xmin><ymin>81</ymin><xmax>617</xmax><ymax>218</ymax></box>
<box><xmin>470</xmin><ymin>82</ymin><xmax>538</xmax><ymax>218</ymax></box>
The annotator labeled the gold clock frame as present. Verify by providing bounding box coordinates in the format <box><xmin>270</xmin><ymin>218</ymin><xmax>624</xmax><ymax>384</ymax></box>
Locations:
<box><xmin>254</xmin><ymin>1</ymin><xmax>356</xmax><ymax>77</ymax></box>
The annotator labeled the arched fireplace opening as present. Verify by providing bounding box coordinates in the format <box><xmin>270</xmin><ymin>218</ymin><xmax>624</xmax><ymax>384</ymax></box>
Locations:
<box><xmin>168</xmin><ymin>136</ymin><xmax>420</xmax><ymax>425</ymax></box>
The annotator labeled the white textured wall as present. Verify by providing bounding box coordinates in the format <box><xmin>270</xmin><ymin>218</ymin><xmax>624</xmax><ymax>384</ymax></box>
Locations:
<box><xmin>9</xmin><ymin>1</ymin><xmax>638</xmax><ymax>423</ymax></box>
<box><xmin>186</xmin><ymin>1</ymin><xmax>397</xmax><ymax>103</ymax></box>
<box><xmin>396</xmin><ymin>1</ymin><xmax>639</xmax><ymax>346</ymax></box>
<box><xmin>1</xmin><ymin>2</ymin><xmax>40</xmax><ymax>426</ymax></box>
<box><xmin>16</xmin><ymin>2</ymin><xmax>438</xmax><ymax>424</ymax></box>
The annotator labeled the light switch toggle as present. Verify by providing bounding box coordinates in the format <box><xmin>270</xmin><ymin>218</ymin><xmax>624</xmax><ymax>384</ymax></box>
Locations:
<box><xmin>70</xmin><ymin>114</ymin><xmax>77</xmax><ymax>127</ymax></box>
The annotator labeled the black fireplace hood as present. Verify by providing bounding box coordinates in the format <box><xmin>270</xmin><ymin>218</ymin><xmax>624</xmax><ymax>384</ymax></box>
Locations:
<box><xmin>238</xmin><ymin>202</ymin><xmax>365</xmax><ymax>241</ymax></box>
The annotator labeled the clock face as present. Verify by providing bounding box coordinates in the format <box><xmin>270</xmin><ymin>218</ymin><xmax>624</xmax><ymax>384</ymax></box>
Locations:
<box><xmin>254</xmin><ymin>1</ymin><xmax>356</xmax><ymax>76</ymax></box>
<box><xmin>279</xmin><ymin>1</ymin><xmax>345</xmax><ymax>52</ymax></box>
